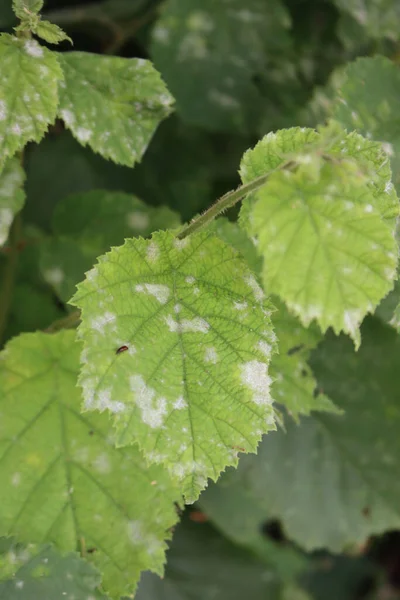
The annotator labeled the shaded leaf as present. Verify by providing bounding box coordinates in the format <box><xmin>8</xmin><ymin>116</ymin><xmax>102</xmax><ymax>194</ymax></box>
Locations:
<box><xmin>71</xmin><ymin>231</ymin><xmax>276</xmax><ymax>502</ymax></box>
<box><xmin>0</xmin><ymin>330</ymin><xmax>179</xmax><ymax>598</ymax></box>
<box><xmin>333</xmin><ymin>56</ymin><xmax>400</xmax><ymax>192</ymax></box>
<box><xmin>57</xmin><ymin>52</ymin><xmax>174</xmax><ymax>167</ymax></box>
<box><xmin>150</xmin><ymin>0</ymin><xmax>291</xmax><ymax>132</ymax></box>
<box><xmin>0</xmin><ymin>541</ymin><xmax>106</xmax><ymax>599</ymax></box>
<box><xmin>214</xmin><ymin>317</ymin><xmax>400</xmax><ymax>551</ymax></box>
<box><xmin>136</xmin><ymin>516</ymin><xmax>283</xmax><ymax>600</ymax></box>
<box><xmin>332</xmin><ymin>0</ymin><xmax>400</xmax><ymax>41</ymax></box>
<box><xmin>0</xmin><ymin>158</ymin><xmax>25</xmax><ymax>246</ymax></box>
<box><xmin>0</xmin><ymin>34</ymin><xmax>62</xmax><ymax>171</ymax></box>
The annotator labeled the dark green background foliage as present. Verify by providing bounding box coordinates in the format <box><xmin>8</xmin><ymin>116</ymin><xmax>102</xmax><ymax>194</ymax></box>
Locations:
<box><xmin>2</xmin><ymin>0</ymin><xmax>400</xmax><ymax>598</ymax></box>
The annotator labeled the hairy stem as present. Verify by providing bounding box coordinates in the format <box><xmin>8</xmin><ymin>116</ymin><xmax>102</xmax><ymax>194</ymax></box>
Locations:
<box><xmin>0</xmin><ymin>214</ymin><xmax>22</xmax><ymax>346</ymax></box>
<box><xmin>45</xmin><ymin>310</ymin><xmax>81</xmax><ymax>334</ymax></box>
<box><xmin>176</xmin><ymin>160</ymin><xmax>295</xmax><ymax>239</ymax></box>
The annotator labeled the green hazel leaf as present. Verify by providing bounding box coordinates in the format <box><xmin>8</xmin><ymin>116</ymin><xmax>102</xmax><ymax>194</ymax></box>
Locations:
<box><xmin>33</xmin><ymin>20</ymin><xmax>73</xmax><ymax>45</ymax></box>
<box><xmin>40</xmin><ymin>237</ymin><xmax>95</xmax><ymax>304</ymax></box>
<box><xmin>0</xmin><ymin>158</ymin><xmax>25</xmax><ymax>246</ymax></box>
<box><xmin>52</xmin><ymin>190</ymin><xmax>181</xmax><ymax>252</ymax></box>
<box><xmin>135</xmin><ymin>516</ymin><xmax>283</xmax><ymax>600</ymax></box>
<box><xmin>150</xmin><ymin>0</ymin><xmax>291</xmax><ymax>132</ymax></box>
<box><xmin>0</xmin><ymin>541</ymin><xmax>106</xmax><ymax>599</ymax></box>
<box><xmin>210</xmin><ymin>219</ymin><xmax>339</xmax><ymax>418</ymax></box>
<box><xmin>251</xmin><ymin>162</ymin><xmax>398</xmax><ymax>346</ymax></box>
<box><xmin>332</xmin><ymin>0</ymin><xmax>400</xmax><ymax>41</ymax></box>
<box><xmin>239</xmin><ymin>128</ymin><xmax>319</xmax><ymax>231</ymax></box>
<box><xmin>0</xmin><ymin>330</ymin><xmax>180</xmax><ymax>599</ymax></box>
<box><xmin>70</xmin><ymin>231</ymin><xmax>277</xmax><ymax>502</ymax></box>
<box><xmin>57</xmin><ymin>52</ymin><xmax>174</xmax><ymax>167</ymax></box>
<box><xmin>270</xmin><ymin>300</ymin><xmax>340</xmax><ymax>418</ymax></box>
<box><xmin>12</xmin><ymin>0</ymin><xmax>43</xmax><ymax>19</ymax></box>
<box><xmin>0</xmin><ymin>34</ymin><xmax>62</xmax><ymax>171</ymax></box>
<box><xmin>333</xmin><ymin>56</ymin><xmax>400</xmax><ymax>192</ymax></box>
<box><xmin>216</xmin><ymin>316</ymin><xmax>400</xmax><ymax>551</ymax></box>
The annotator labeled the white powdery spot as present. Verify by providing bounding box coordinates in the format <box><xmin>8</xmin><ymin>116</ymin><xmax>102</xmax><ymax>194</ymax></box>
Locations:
<box><xmin>382</xmin><ymin>142</ymin><xmax>394</xmax><ymax>156</ymax></box>
<box><xmin>135</xmin><ymin>283</ymin><xmax>170</xmax><ymax>304</ymax></box>
<box><xmin>164</xmin><ymin>315</ymin><xmax>209</xmax><ymax>333</ymax></box>
<box><xmin>174</xmin><ymin>304</ymin><xmax>181</xmax><ymax>313</ymax></box>
<box><xmin>0</xmin><ymin>208</ymin><xmax>13</xmax><ymax>244</ymax></box>
<box><xmin>257</xmin><ymin>340</ymin><xmax>273</xmax><ymax>357</ymax></box>
<box><xmin>385</xmin><ymin>181</ymin><xmax>394</xmax><ymax>194</ymax></box>
<box><xmin>90</xmin><ymin>312</ymin><xmax>116</xmax><ymax>333</ymax></box>
<box><xmin>173</xmin><ymin>396</ymin><xmax>187</xmax><ymax>410</ymax></box>
<box><xmin>93</xmin><ymin>453</ymin><xmax>111</xmax><ymax>474</ymax></box>
<box><xmin>43</xmin><ymin>267</ymin><xmax>64</xmax><ymax>285</ymax></box>
<box><xmin>130</xmin><ymin>375</ymin><xmax>167</xmax><ymax>428</ymax></box>
<box><xmin>0</xmin><ymin>100</ymin><xmax>6</xmax><ymax>121</ymax></box>
<box><xmin>240</xmin><ymin>360</ymin><xmax>272</xmax><ymax>405</ymax></box>
<box><xmin>234</xmin><ymin>301</ymin><xmax>247</xmax><ymax>311</ymax></box>
<box><xmin>204</xmin><ymin>347</ymin><xmax>218</xmax><ymax>364</ymax></box>
<box><xmin>127</xmin><ymin>211</ymin><xmax>150</xmax><ymax>231</ymax></box>
<box><xmin>343</xmin><ymin>309</ymin><xmax>363</xmax><ymax>339</ymax></box>
<box><xmin>146</xmin><ymin>241</ymin><xmax>159</xmax><ymax>262</ymax></box>
<box><xmin>75</xmin><ymin>127</ymin><xmax>92</xmax><ymax>142</ymax></box>
<box><xmin>10</xmin><ymin>123</ymin><xmax>22</xmax><ymax>135</ymax></box>
<box><xmin>15</xmin><ymin>581</ymin><xmax>24</xmax><ymax>589</ymax></box>
<box><xmin>185</xmin><ymin>276</ymin><xmax>195</xmax><ymax>284</ymax></box>
<box><xmin>127</xmin><ymin>521</ymin><xmax>163</xmax><ymax>555</ymax></box>
<box><xmin>60</xmin><ymin>109</ymin><xmax>75</xmax><ymax>126</ymax></box>
<box><xmin>153</xmin><ymin>25</ymin><xmax>170</xmax><ymax>43</ymax></box>
<box><xmin>11</xmin><ymin>472</ymin><xmax>21</xmax><ymax>486</ymax></box>
<box><xmin>364</xmin><ymin>204</ymin><xmax>373</xmax><ymax>213</ymax></box>
<box><xmin>208</xmin><ymin>89</ymin><xmax>240</xmax><ymax>109</ymax></box>
<box><xmin>97</xmin><ymin>388</ymin><xmax>126</xmax><ymax>413</ymax></box>
<box><xmin>24</xmin><ymin>39</ymin><xmax>43</xmax><ymax>58</ymax></box>
<box><xmin>244</xmin><ymin>274</ymin><xmax>264</xmax><ymax>301</ymax></box>
<box><xmin>174</xmin><ymin>238</ymin><xmax>189</xmax><ymax>250</ymax></box>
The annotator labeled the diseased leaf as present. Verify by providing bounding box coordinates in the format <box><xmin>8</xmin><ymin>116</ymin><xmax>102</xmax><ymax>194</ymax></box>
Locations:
<box><xmin>241</xmin><ymin>127</ymin><xmax>399</xmax><ymax>345</ymax></box>
<box><xmin>213</xmin><ymin>317</ymin><xmax>400</xmax><ymax>551</ymax></box>
<box><xmin>0</xmin><ymin>331</ymin><xmax>180</xmax><ymax>599</ymax></box>
<box><xmin>53</xmin><ymin>190</ymin><xmax>181</xmax><ymax>251</ymax></box>
<box><xmin>333</xmin><ymin>56</ymin><xmax>400</xmax><ymax>191</ymax></box>
<box><xmin>57</xmin><ymin>52</ymin><xmax>174</xmax><ymax>167</ymax></box>
<box><xmin>135</xmin><ymin>516</ymin><xmax>283</xmax><ymax>600</ymax></box>
<box><xmin>0</xmin><ymin>158</ymin><xmax>25</xmax><ymax>246</ymax></box>
<box><xmin>0</xmin><ymin>541</ymin><xmax>106</xmax><ymax>599</ymax></box>
<box><xmin>71</xmin><ymin>231</ymin><xmax>277</xmax><ymax>501</ymax></box>
<box><xmin>332</xmin><ymin>0</ymin><xmax>400</xmax><ymax>41</ymax></box>
<box><xmin>150</xmin><ymin>0</ymin><xmax>291</xmax><ymax>132</ymax></box>
<box><xmin>0</xmin><ymin>34</ymin><xmax>62</xmax><ymax>170</ymax></box>
<box><xmin>211</xmin><ymin>219</ymin><xmax>338</xmax><ymax>418</ymax></box>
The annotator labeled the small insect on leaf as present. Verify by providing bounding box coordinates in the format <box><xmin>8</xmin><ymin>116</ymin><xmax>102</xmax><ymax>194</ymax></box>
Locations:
<box><xmin>287</xmin><ymin>344</ymin><xmax>305</xmax><ymax>356</ymax></box>
<box><xmin>116</xmin><ymin>345</ymin><xmax>129</xmax><ymax>354</ymax></box>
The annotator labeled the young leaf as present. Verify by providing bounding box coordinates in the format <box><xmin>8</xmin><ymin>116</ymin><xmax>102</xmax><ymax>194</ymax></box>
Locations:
<box><xmin>33</xmin><ymin>20</ymin><xmax>73</xmax><ymax>45</ymax></box>
<box><xmin>57</xmin><ymin>52</ymin><xmax>174</xmax><ymax>167</ymax></box>
<box><xmin>0</xmin><ymin>541</ymin><xmax>106</xmax><ymax>599</ymax></box>
<box><xmin>12</xmin><ymin>0</ymin><xmax>43</xmax><ymax>19</ymax></box>
<box><xmin>0</xmin><ymin>34</ymin><xmax>62</xmax><ymax>171</ymax></box>
<box><xmin>240</xmin><ymin>127</ymin><xmax>399</xmax><ymax>345</ymax></box>
<box><xmin>333</xmin><ymin>56</ymin><xmax>400</xmax><ymax>190</ymax></box>
<box><xmin>0</xmin><ymin>330</ymin><xmax>180</xmax><ymax>599</ymax></box>
<box><xmin>214</xmin><ymin>317</ymin><xmax>400</xmax><ymax>551</ymax></box>
<box><xmin>150</xmin><ymin>0</ymin><xmax>291</xmax><ymax>131</ymax></box>
<box><xmin>251</xmin><ymin>161</ymin><xmax>397</xmax><ymax>345</ymax></box>
<box><xmin>70</xmin><ymin>231</ymin><xmax>277</xmax><ymax>502</ymax></box>
<box><xmin>0</xmin><ymin>158</ymin><xmax>25</xmax><ymax>246</ymax></box>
